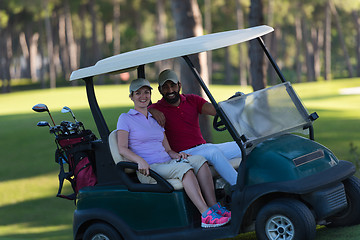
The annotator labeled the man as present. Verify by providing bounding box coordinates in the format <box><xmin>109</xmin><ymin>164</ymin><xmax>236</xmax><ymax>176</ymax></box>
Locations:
<box><xmin>148</xmin><ymin>69</ymin><xmax>241</xmax><ymax>186</ymax></box>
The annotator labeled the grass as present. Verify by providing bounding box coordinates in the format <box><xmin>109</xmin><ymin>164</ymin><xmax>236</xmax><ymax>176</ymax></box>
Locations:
<box><xmin>0</xmin><ymin>78</ymin><xmax>359</xmax><ymax>239</ymax></box>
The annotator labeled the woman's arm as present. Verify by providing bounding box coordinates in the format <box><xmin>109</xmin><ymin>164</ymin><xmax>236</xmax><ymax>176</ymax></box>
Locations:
<box><xmin>117</xmin><ymin>130</ymin><xmax>150</xmax><ymax>176</ymax></box>
<box><xmin>162</xmin><ymin>133</ymin><xmax>190</xmax><ymax>160</ymax></box>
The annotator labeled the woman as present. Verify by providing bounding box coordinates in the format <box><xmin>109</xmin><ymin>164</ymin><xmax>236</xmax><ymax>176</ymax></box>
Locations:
<box><xmin>117</xmin><ymin>78</ymin><xmax>231</xmax><ymax>228</ymax></box>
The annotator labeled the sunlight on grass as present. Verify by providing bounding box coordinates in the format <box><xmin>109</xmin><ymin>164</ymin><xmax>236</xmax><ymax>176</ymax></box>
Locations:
<box><xmin>0</xmin><ymin>173</ymin><xmax>59</xmax><ymax>206</ymax></box>
<box><xmin>0</xmin><ymin>223</ymin><xmax>68</xmax><ymax>235</ymax></box>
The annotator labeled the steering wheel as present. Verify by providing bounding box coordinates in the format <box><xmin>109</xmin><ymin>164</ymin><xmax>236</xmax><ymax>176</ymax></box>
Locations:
<box><xmin>213</xmin><ymin>114</ymin><xmax>227</xmax><ymax>132</ymax></box>
<box><xmin>213</xmin><ymin>92</ymin><xmax>244</xmax><ymax>132</ymax></box>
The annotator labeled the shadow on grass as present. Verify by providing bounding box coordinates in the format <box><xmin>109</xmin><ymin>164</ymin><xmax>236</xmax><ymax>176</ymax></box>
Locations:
<box><xmin>0</xmin><ymin>196</ymin><xmax>74</xmax><ymax>240</ymax></box>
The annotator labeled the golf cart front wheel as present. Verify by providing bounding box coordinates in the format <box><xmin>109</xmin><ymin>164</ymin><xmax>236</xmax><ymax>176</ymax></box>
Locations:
<box><xmin>83</xmin><ymin>223</ymin><xmax>122</xmax><ymax>240</ymax></box>
<box><xmin>255</xmin><ymin>198</ymin><xmax>316</xmax><ymax>240</ymax></box>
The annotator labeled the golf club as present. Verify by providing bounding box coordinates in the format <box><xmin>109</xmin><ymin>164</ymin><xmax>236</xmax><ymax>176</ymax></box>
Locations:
<box><xmin>61</xmin><ymin>106</ymin><xmax>85</xmax><ymax>131</ymax></box>
<box><xmin>61</xmin><ymin>106</ymin><xmax>77</xmax><ymax>122</ymax></box>
<box><xmin>37</xmin><ymin>120</ymin><xmax>58</xmax><ymax>137</ymax></box>
<box><xmin>32</xmin><ymin>104</ymin><xmax>56</xmax><ymax>126</ymax></box>
<box><xmin>37</xmin><ymin>120</ymin><xmax>51</xmax><ymax>128</ymax></box>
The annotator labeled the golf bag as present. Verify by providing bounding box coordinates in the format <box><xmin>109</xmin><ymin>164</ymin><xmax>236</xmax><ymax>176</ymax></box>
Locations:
<box><xmin>55</xmin><ymin>129</ymin><xmax>97</xmax><ymax>201</ymax></box>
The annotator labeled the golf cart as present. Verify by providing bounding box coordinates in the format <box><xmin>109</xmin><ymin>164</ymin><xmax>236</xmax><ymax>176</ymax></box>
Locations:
<box><xmin>66</xmin><ymin>25</ymin><xmax>360</xmax><ymax>240</ymax></box>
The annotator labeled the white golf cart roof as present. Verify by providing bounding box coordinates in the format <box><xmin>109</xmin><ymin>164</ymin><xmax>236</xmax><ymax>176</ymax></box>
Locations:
<box><xmin>70</xmin><ymin>25</ymin><xmax>273</xmax><ymax>81</ymax></box>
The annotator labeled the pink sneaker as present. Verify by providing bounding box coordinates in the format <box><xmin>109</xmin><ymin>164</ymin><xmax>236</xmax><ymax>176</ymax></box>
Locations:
<box><xmin>212</xmin><ymin>202</ymin><xmax>231</xmax><ymax>219</ymax></box>
<box><xmin>201</xmin><ymin>208</ymin><xmax>230</xmax><ymax>228</ymax></box>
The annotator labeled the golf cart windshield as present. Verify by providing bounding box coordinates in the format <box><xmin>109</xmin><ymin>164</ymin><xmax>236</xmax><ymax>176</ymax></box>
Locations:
<box><xmin>218</xmin><ymin>82</ymin><xmax>311</xmax><ymax>152</ymax></box>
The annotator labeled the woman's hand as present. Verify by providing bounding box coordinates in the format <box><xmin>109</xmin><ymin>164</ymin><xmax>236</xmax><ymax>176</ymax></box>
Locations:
<box><xmin>138</xmin><ymin>159</ymin><xmax>151</xmax><ymax>176</ymax></box>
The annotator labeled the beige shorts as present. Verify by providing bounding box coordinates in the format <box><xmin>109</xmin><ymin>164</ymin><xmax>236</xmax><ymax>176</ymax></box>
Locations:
<box><xmin>137</xmin><ymin>155</ymin><xmax>207</xmax><ymax>184</ymax></box>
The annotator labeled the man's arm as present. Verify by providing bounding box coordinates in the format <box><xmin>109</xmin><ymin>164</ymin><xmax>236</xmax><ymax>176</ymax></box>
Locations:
<box><xmin>148</xmin><ymin>107</ymin><xmax>166</xmax><ymax>127</ymax></box>
<box><xmin>201</xmin><ymin>102</ymin><xmax>217</xmax><ymax>116</ymax></box>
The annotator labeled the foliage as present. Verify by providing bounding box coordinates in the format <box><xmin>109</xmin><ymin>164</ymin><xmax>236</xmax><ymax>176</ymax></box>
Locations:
<box><xmin>1</xmin><ymin>0</ymin><xmax>360</xmax><ymax>92</ymax></box>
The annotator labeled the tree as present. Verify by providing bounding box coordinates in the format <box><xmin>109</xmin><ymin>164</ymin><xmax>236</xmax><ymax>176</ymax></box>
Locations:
<box><xmin>353</xmin><ymin>10</ymin><xmax>360</xmax><ymax>77</ymax></box>
<box><xmin>155</xmin><ymin>0</ymin><xmax>169</xmax><ymax>72</ymax></box>
<box><xmin>330</xmin><ymin>1</ymin><xmax>353</xmax><ymax>78</ymax></box>
<box><xmin>249</xmin><ymin>0</ymin><xmax>266</xmax><ymax>91</ymax></box>
<box><xmin>43</xmin><ymin>0</ymin><xmax>56</xmax><ymax>88</ymax></box>
<box><xmin>236</xmin><ymin>0</ymin><xmax>248</xmax><ymax>86</ymax></box>
<box><xmin>171</xmin><ymin>0</ymin><xmax>212</xmax><ymax>142</ymax></box>
<box><xmin>324</xmin><ymin>0</ymin><xmax>332</xmax><ymax>80</ymax></box>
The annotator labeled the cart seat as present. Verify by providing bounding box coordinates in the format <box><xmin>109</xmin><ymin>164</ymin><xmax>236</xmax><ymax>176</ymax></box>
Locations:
<box><xmin>109</xmin><ymin>130</ymin><xmax>184</xmax><ymax>190</ymax></box>
<box><xmin>108</xmin><ymin>130</ymin><xmax>241</xmax><ymax>190</ymax></box>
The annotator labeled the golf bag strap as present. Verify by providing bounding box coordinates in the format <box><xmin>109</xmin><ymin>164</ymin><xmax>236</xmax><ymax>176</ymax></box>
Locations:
<box><xmin>55</xmin><ymin>149</ymin><xmax>77</xmax><ymax>201</ymax></box>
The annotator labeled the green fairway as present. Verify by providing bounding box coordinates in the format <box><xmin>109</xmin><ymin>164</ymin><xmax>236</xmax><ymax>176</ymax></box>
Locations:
<box><xmin>0</xmin><ymin>78</ymin><xmax>360</xmax><ymax>239</ymax></box>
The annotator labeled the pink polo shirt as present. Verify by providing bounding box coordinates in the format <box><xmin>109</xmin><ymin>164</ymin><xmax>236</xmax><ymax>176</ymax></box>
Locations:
<box><xmin>150</xmin><ymin>94</ymin><xmax>207</xmax><ymax>152</ymax></box>
<box><xmin>116</xmin><ymin>109</ymin><xmax>171</xmax><ymax>165</ymax></box>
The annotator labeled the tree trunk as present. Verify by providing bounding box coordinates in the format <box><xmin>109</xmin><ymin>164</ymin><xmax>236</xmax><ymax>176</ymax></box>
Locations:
<box><xmin>324</xmin><ymin>0</ymin><xmax>331</xmax><ymax>80</ymax></box>
<box><xmin>352</xmin><ymin>10</ymin><xmax>360</xmax><ymax>77</ymax></box>
<box><xmin>1</xmin><ymin>29</ymin><xmax>12</xmax><ymax>93</ymax></box>
<box><xmin>113</xmin><ymin>0</ymin><xmax>121</xmax><ymax>55</ymax></box>
<box><xmin>330</xmin><ymin>2</ymin><xmax>353</xmax><ymax>78</ymax></box>
<box><xmin>19</xmin><ymin>32</ymin><xmax>31</xmax><ymax>79</ymax></box>
<box><xmin>156</xmin><ymin>0</ymin><xmax>169</xmax><ymax>72</ymax></box>
<box><xmin>295</xmin><ymin>15</ymin><xmax>303</xmax><ymax>82</ymax></box>
<box><xmin>133</xmin><ymin>0</ymin><xmax>143</xmax><ymax>49</ymax></box>
<box><xmin>249</xmin><ymin>0</ymin><xmax>266</xmax><ymax>91</ymax></box>
<box><xmin>44</xmin><ymin>0</ymin><xmax>56</xmax><ymax>88</ymax></box>
<box><xmin>301</xmin><ymin>16</ymin><xmax>315</xmax><ymax>82</ymax></box>
<box><xmin>204</xmin><ymin>0</ymin><xmax>212</xmax><ymax>84</ymax></box>
<box><xmin>224</xmin><ymin>47</ymin><xmax>232</xmax><ymax>84</ymax></box>
<box><xmin>59</xmin><ymin>11</ymin><xmax>71</xmax><ymax>79</ymax></box>
<box><xmin>313</xmin><ymin>27</ymin><xmax>323</xmax><ymax>81</ymax></box>
<box><xmin>65</xmin><ymin>0</ymin><xmax>78</xmax><ymax>73</ymax></box>
<box><xmin>236</xmin><ymin>0</ymin><xmax>247</xmax><ymax>86</ymax></box>
<box><xmin>171</xmin><ymin>0</ymin><xmax>212</xmax><ymax>143</ymax></box>
<box><xmin>89</xmin><ymin>0</ymin><xmax>101</xmax><ymax>65</ymax></box>
<box><xmin>266</xmin><ymin>0</ymin><xmax>277</xmax><ymax>85</ymax></box>
<box><xmin>79</xmin><ymin>4</ymin><xmax>88</xmax><ymax>68</ymax></box>
<box><xmin>29</xmin><ymin>32</ymin><xmax>40</xmax><ymax>82</ymax></box>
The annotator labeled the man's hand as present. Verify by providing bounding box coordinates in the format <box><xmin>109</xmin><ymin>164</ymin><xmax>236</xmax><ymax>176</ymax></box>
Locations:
<box><xmin>148</xmin><ymin>108</ymin><xmax>166</xmax><ymax>127</ymax></box>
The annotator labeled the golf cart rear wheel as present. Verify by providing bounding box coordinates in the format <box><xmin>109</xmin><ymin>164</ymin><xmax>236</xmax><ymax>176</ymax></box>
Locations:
<box><xmin>255</xmin><ymin>198</ymin><xmax>316</xmax><ymax>240</ymax></box>
<box><xmin>326</xmin><ymin>176</ymin><xmax>360</xmax><ymax>228</ymax></box>
<box><xmin>83</xmin><ymin>223</ymin><xmax>122</xmax><ymax>240</ymax></box>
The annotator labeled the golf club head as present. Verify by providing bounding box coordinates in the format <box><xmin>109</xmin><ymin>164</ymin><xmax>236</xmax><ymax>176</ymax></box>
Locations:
<box><xmin>61</xmin><ymin>106</ymin><xmax>77</xmax><ymax>122</ymax></box>
<box><xmin>37</xmin><ymin>121</ymin><xmax>51</xmax><ymax>127</ymax></box>
<box><xmin>61</xmin><ymin>106</ymin><xmax>71</xmax><ymax>114</ymax></box>
<box><xmin>32</xmin><ymin>104</ymin><xmax>49</xmax><ymax>113</ymax></box>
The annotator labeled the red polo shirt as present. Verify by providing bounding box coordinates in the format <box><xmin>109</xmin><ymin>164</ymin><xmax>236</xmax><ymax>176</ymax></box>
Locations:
<box><xmin>150</xmin><ymin>94</ymin><xmax>207</xmax><ymax>152</ymax></box>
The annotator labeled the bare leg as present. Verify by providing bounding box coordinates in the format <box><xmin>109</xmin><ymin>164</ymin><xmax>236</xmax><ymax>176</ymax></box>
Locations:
<box><xmin>196</xmin><ymin>162</ymin><xmax>217</xmax><ymax>207</ymax></box>
<box><xmin>182</xmin><ymin>170</ymin><xmax>209</xmax><ymax>214</ymax></box>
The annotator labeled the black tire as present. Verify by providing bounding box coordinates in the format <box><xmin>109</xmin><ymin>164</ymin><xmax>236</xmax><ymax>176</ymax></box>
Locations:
<box><xmin>326</xmin><ymin>176</ymin><xmax>360</xmax><ymax>228</ymax></box>
<box><xmin>255</xmin><ymin>198</ymin><xmax>316</xmax><ymax>240</ymax></box>
<box><xmin>83</xmin><ymin>223</ymin><xmax>122</xmax><ymax>240</ymax></box>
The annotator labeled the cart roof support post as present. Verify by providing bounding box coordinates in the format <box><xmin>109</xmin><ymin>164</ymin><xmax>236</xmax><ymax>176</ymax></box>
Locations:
<box><xmin>84</xmin><ymin>77</ymin><xmax>110</xmax><ymax>140</ymax></box>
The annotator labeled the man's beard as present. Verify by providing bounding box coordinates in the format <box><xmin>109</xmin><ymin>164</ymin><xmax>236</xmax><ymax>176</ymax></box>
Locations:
<box><xmin>163</xmin><ymin>91</ymin><xmax>180</xmax><ymax>104</ymax></box>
